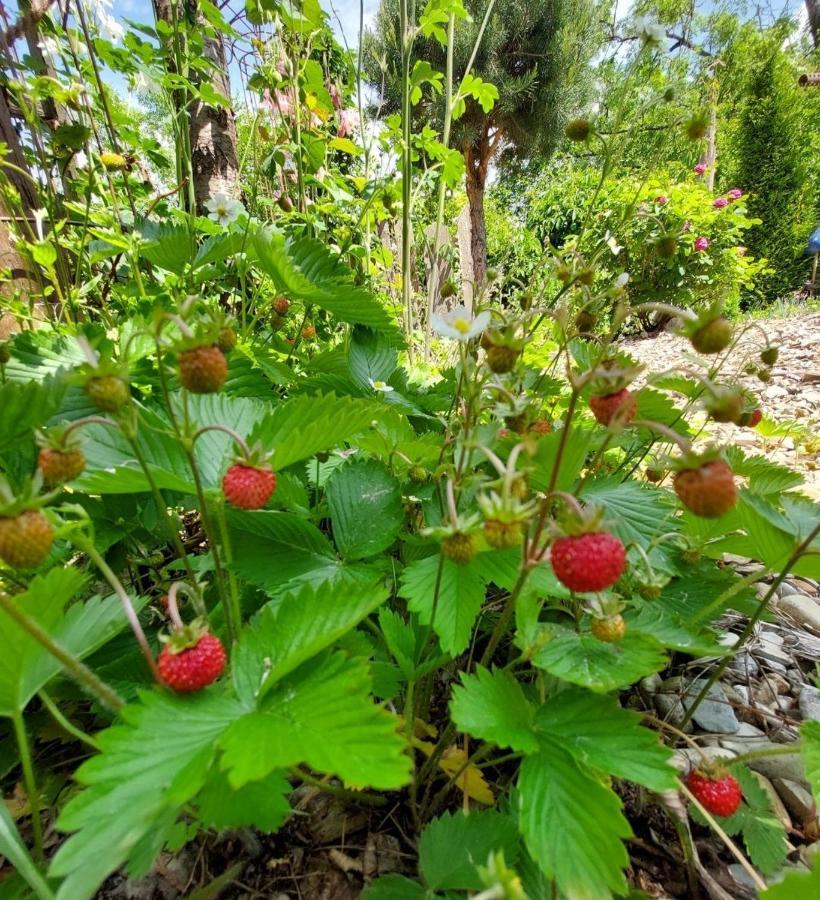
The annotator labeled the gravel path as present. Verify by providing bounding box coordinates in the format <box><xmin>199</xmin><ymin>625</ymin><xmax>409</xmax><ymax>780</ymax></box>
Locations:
<box><xmin>622</xmin><ymin>311</ymin><xmax>820</xmax><ymax>501</ymax></box>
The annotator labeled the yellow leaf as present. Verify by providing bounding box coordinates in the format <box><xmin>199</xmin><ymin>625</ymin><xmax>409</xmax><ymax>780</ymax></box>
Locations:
<box><xmin>439</xmin><ymin>747</ymin><xmax>494</xmax><ymax>805</ymax></box>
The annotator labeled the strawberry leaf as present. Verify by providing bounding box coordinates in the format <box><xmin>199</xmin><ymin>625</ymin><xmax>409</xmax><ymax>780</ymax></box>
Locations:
<box><xmin>518</xmin><ymin>747</ymin><xmax>631</xmax><ymax>898</ymax></box>
<box><xmin>534</xmin><ymin>688</ymin><xmax>677</xmax><ymax>791</ymax></box>
<box><xmin>418</xmin><ymin>809</ymin><xmax>519</xmax><ymax>891</ymax></box>
<box><xmin>450</xmin><ymin>666</ymin><xmax>539</xmax><ymax>753</ymax></box>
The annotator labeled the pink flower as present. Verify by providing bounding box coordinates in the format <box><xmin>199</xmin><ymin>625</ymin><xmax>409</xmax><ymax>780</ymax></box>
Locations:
<box><xmin>328</xmin><ymin>82</ymin><xmax>342</xmax><ymax>109</ymax></box>
<box><xmin>693</xmin><ymin>163</ymin><xmax>706</xmax><ymax>175</ymax></box>
<box><xmin>337</xmin><ymin>108</ymin><xmax>360</xmax><ymax>139</ymax></box>
<box><xmin>727</xmin><ymin>188</ymin><xmax>743</xmax><ymax>200</ymax></box>
<box><xmin>655</xmin><ymin>195</ymin><xmax>669</xmax><ymax>205</ymax></box>
<box><xmin>264</xmin><ymin>88</ymin><xmax>293</xmax><ymax>119</ymax></box>
<box><xmin>682</xmin><ymin>220</ymin><xmax>693</xmax><ymax>233</ymax></box>
<box><xmin>694</xmin><ymin>236</ymin><xmax>709</xmax><ymax>252</ymax></box>
<box><xmin>713</xmin><ymin>197</ymin><xmax>729</xmax><ymax>209</ymax></box>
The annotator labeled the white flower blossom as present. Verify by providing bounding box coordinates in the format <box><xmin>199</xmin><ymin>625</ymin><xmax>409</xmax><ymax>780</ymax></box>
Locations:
<box><xmin>369</xmin><ymin>379</ymin><xmax>394</xmax><ymax>393</ymax></box>
<box><xmin>605</xmin><ymin>231</ymin><xmax>622</xmax><ymax>256</ymax></box>
<box><xmin>635</xmin><ymin>17</ymin><xmax>667</xmax><ymax>48</ymax></box>
<box><xmin>97</xmin><ymin>10</ymin><xmax>125</xmax><ymax>43</ymax></box>
<box><xmin>614</xmin><ymin>272</ymin><xmax>630</xmax><ymax>288</ymax></box>
<box><xmin>431</xmin><ymin>306</ymin><xmax>491</xmax><ymax>342</ymax></box>
<box><xmin>204</xmin><ymin>193</ymin><xmax>244</xmax><ymax>226</ymax></box>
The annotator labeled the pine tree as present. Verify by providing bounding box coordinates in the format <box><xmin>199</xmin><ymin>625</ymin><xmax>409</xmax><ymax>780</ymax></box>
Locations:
<box><xmin>365</xmin><ymin>0</ymin><xmax>598</xmax><ymax>286</ymax></box>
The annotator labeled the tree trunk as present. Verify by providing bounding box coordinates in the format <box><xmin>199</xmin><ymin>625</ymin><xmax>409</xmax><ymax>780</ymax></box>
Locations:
<box><xmin>464</xmin><ymin>140</ymin><xmax>489</xmax><ymax>292</ymax></box>
<box><xmin>807</xmin><ymin>0</ymin><xmax>820</xmax><ymax>48</ymax></box>
<box><xmin>152</xmin><ymin>0</ymin><xmax>239</xmax><ymax>213</ymax></box>
<box><xmin>186</xmin><ymin>3</ymin><xmax>239</xmax><ymax>211</ymax></box>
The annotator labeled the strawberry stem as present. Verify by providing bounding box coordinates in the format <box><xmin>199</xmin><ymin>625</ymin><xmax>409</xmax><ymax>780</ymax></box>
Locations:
<box><xmin>191</xmin><ymin>423</ymin><xmax>252</xmax><ymax>459</ymax></box>
<box><xmin>632</xmin><ymin>418</ymin><xmax>692</xmax><ymax>452</ymax></box>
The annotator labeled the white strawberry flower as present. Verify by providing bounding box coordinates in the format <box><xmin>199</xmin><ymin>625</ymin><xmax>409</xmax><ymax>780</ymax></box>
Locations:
<box><xmin>204</xmin><ymin>193</ymin><xmax>244</xmax><ymax>226</ymax></box>
<box><xmin>431</xmin><ymin>306</ymin><xmax>491</xmax><ymax>342</ymax></box>
<box><xmin>369</xmin><ymin>379</ymin><xmax>394</xmax><ymax>393</ymax></box>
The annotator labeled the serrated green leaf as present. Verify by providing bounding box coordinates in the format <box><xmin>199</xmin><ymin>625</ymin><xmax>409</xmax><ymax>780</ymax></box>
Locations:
<box><xmin>0</xmin><ymin>804</ymin><xmax>55</xmax><ymax>899</ymax></box>
<box><xmin>196</xmin><ymin>767</ymin><xmax>290</xmax><ymax>832</ymax></box>
<box><xmin>582</xmin><ymin>478</ymin><xmax>679</xmax><ymax>552</ymax></box>
<box><xmin>0</xmin><ymin>570</ymin><xmax>143</xmax><ymax>717</ymax></box>
<box><xmin>518</xmin><ymin>748</ymin><xmax>631</xmax><ymax>899</ymax></box>
<box><xmin>249</xmin><ymin>394</ymin><xmax>381</xmax><ymax>470</ymax></box>
<box><xmin>232</xmin><ymin>578</ymin><xmax>389</xmax><ymax>705</ymax></box>
<box><xmin>418</xmin><ymin>810</ymin><xmax>519</xmax><ymax>891</ymax></box>
<box><xmin>219</xmin><ymin>653</ymin><xmax>410</xmax><ymax>790</ymax></box>
<box><xmin>51</xmin><ymin>690</ymin><xmax>243</xmax><ymax>900</ymax></box>
<box><xmin>529</xmin><ymin>426</ymin><xmax>593</xmax><ymax>493</ymax></box>
<box><xmin>532</xmin><ymin>628</ymin><xmax>667</xmax><ymax>692</ymax></box>
<box><xmin>252</xmin><ymin>228</ymin><xmax>397</xmax><ymax>332</ymax></box>
<box><xmin>724</xmin><ymin>446</ymin><xmax>803</xmax><ymax>496</ymax></box>
<box><xmin>450</xmin><ymin>667</ymin><xmax>538</xmax><ymax>753</ymax></box>
<box><xmin>348</xmin><ymin>326</ymin><xmax>399</xmax><ymax>386</ymax></box>
<box><xmin>801</xmin><ymin>720</ymin><xmax>820</xmax><ymax>805</ymax></box>
<box><xmin>401</xmin><ymin>553</ymin><xmax>484</xmax><ymax>656</ymax></box>
<box><xmin>625</xmin><ymin>605</ymin><xmax>724</xmax><ymax>656</ymax></box>
<box><xmin>534</xmin><ymin>688</ymin><xmax>677</xmax><ymax>791</ymax></box>
<box><xmin>763</xmin><ymin>860</ymin><xmax>820</xmax><ymax>899</ymax></box>
<box><xmin>326</xmin><ymin>459</ymin><xmax>403</xmax><ymax>559</ymax></box>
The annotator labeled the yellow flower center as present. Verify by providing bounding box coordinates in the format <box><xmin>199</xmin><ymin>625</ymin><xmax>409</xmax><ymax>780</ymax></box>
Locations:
<box><xmin>453</xmin><ymin>318</ymin><xmax>471</xmax><ymax>334</ymax></box>
<box><xmin>373</xmin><ymin>381</ymin><xmax>386</xmax><ymax>389</ymax></box>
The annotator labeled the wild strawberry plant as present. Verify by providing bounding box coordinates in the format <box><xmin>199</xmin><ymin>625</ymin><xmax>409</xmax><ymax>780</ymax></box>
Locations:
<box><xmin>0</xmin><ymin>5</ymin><xmax>818</xmax><ymax>900</ymax></box>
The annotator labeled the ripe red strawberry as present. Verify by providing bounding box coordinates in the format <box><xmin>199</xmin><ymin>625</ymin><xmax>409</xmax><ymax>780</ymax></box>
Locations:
<box><xmin>222</xmin><ymin>463</ymin><xmax>276</xmax><ymax>510</ymax></box>
<box><xmin>690</xmin><ymin>317</ymin><xmax>733</xmax><ymax>355</ymax></box>
<box><xmin>674</xmin><ymin>459</ymin><xmax>737</xmax><ymax>518</ymax></box>
<box><xmin>0</xmin><ymin>510</ymin><xmax>54</xmax><ymax>569</ymax></box>
<box><xmin>158</xmin><ymin>632</ymin><xmax>226</xmax><ymax>693</ymax></box>
<box><xmin>591</xmin><ymin>614</ymin><xmax>625</xmax><ymax>643</ymax></box>
<box><xmin>739</xmin><ymin>408</ymin><xmax>762</xmax><ymax>428</ymax></box>
<box><xmin>529</xmin><ymin>419</ymin><xmax>552</xmax><ymax>436</ymax></box>
<box><xmin>39</xmin><ymin>448</ymin><xmax>86</xmax><ymax>486</ymax></box>
<box><xmin>274</xmin><ymin>297</ymin><xmax>290</xmax><ymax>315</ymax></box>
<box><xmin>85</xmin><ymin>374</ymin><xmax>130</xmax><ymax>412</ymax></box>
<box><xmin>179</xmin><ymin>345</ymin><xmax>228</xmax><ymax>394</ymax></box>
<box><xmin>551</xmin><ymin>531</ymin><xmax>626</xmax><ymax>592</ymax></box>
<box><xmin>589</xmin><ymin>388</ymin><xmax>637</xmax><ymax>427</ymax></box>
<box><xmin>442</xmin><ymin>532</ymin><xmax>476</xmax><ymax>566</ymax></box>
<box><xmin>686</xmin><ymin>769</ymin><xmax>742</xmax><ymax>817</ymax></box>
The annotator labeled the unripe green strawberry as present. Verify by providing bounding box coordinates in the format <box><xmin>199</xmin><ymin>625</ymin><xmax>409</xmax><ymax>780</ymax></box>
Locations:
<box><xmin>179</xmin><ymin>345</ymin><xmax>228</xmax><ymax>394</ymax></box>
<box><xmin>690</xmin><ymin>317</ymin><xmax>733</xmax><ymax>355</ymax></box>
<box><xmin>100</xmin><ymin>151</ymin><xmax>127</xmax><ymax>171</ymax></box>
<box><xmin>577</xmin><ymin>268</ymin><xmax>595</xmax><ymax>286</ymax></box>
<box><xmin>645</xmin><ymin>466</ymin><xmax>665</xmax><ymax>483</ymax></box>
<box><xmin>485</xmin><ymin>344</ymin><xmax>520</xmax><ymax>374</ymax></box>
<box><xmin>408</xmin><ymin>465</ymin><xmax>428</xmax><ymax>484</ymax></box>
<box><xmin>510</xmin><ymin>474</ymin><xmax>529</xmax><ymax>502</ymax></box>
<box><xmin>270</xmin><ymin>312</ymin><xmax>286</xmax><ymax>330</ymax></box>
<box><xmin>216</xmin><ymin>326</ymin><xmax>236</xmax><ymax>354</ymax></box>
<box><xmin>656</xmin><ymin>236</ymin><xmax>677</xmax><ymax>258</ymax></box>
<box><xmin>39</xmin><ymin>447</ymin><xmax>86</xmax><ymax>486</ymax></box>
<box><xmin>591</xmin><ymin>614</ymin><xmax>625</xmax><ymax>643</ymax></box>
<box><xmin>0</xmin><ymin>342</ymin><xmax>10</xmax><ymax>364</ymax></box>
<box><xmin>0</xmin><ymin>509</ymin><xmax>53</xmax><ymax>569</ymax></box>
<box><xmin>565</xmin><ymin>118</ymin><xmax>591</xmax><ymax>141</ymax></box>
<box><xmin>483</xmin><ymin>519</ymin><xmax>523</xmax><ymax>549</ymax></box>
<box><xmin>504</xmin><ymin>413</ymin><xmax>529</xmax><ymax>435</ymax></box>
<box><xmin>575</xmin><ymin>310</ymin><xmax>597</xmax><ymax>332</ymax></box>
<box><xmin>85</xmin><ymin>374</ymin><xmax>130</xmax><ymax>412</ymax></box>
<box><xmin>440</xmin><ymin>280</ymin><xmax>457</xmax><ymax>299</ymax></box>
<box><xmin>442</xmin><ymin>532</ymin><xmax>476</xmax><ymax>566</ymax></box>
<box><xmin>760</xmin><ymin>346</ymin><xmax>779</xmax><ymax>366</ymax></box>
<box><xmin>685</xmin><ymin>116</ymin><xmax>708</xmax><ymax>140</ymax></box>
<box><xmin>706</xmin><ymin>388</ymin><xmax>743</xmax><ymax>424</ymax></box>
<box><xmin>674</xmin><ymin>459</ymin><xmax>737</xmax><ymax>518</ymax></box>
<box><xmin>757</xmin><ymin>367</ymin><xmax>772</xmax><ymax>383</ymax></box>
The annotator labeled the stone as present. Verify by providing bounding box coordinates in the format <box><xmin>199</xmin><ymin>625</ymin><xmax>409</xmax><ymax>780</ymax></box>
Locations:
<box><xmin>727</xmin><ymin>651</ymin><xmax>759</xmax><ymax>678</ymax></box>
<box><xmin>773</xmin><ymin>778</ymin><xmax>817</xmax><ymax>825</ymax></box>
<box><xmin>638</xmin><ymin>672</ymin><xmax>662</xmax><ymax>703</ymax></box>
<box><xmin>750</xmin><ymin>772</ymin><xmax>792</xmax><ymax>829</ymax></box>
<box><xmin>677</xmin><ymin>746</ymin><xmax>737</xmax><ymax>770</ymax></box>
<box><xmin>731</xmin><ymin>684</ymin><xmax>750</xmax><ymax>705</ymax></box>
<box><xmin>779</xmin><ymin>582</ymin><xmax>801</xmax><ymax>597</ymax></box>
<box><xmin>774</xmin><ymin>593</ymin><xmax>820</xmax><ymax>635</ymax></box>
<box><xmin>681</xmin><ymin>679</ymin><xmax>740</xmax><ymax>734</ymax></box>
<box><xmin>744</xmin><ymin>744</ymin><xmax>810</xmax><ymax>788</ymax></box>
<box><xmin>754</xmin><ymin>673</ymin><xmax>792</xmax><ymax>706</ymax></box>
<box><xmin>653</xmin><ymin>693</ymin><xmax>692</xmax><ymax>732</ymax></box>
<box><xmin>799</xmin><ymin>685</ymin><xmax>820</xmax><ymax>723</ymax></box>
